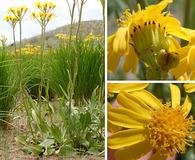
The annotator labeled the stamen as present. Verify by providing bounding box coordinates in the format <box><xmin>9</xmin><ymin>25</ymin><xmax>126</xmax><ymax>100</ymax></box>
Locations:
<box><xmin>147</xmin><ymin>106</ymin><xmax>195</xmax><ymax>157</ymax></box>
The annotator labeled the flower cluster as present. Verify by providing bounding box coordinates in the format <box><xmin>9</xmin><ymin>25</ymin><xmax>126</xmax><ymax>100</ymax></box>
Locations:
<box><xmin>21</xmin><ymin>44</ymin><xmax>41</xmax><ymax>55</ymax></box>
<box><xmin>108</xmin><ymin>83</ymin><xmax>195</xmax><ymax>160</ymax></box>
<box><xmin>31</xmin><ymin>1</ymin><xmax>56</xmax><ymax>26</ymax></box>
<box><xmin>108</xmin><ymin>0</ymin><xmax>195</xmax><ymax>80</ymax></box>
<box><xmin>84</xmin><ymin>32</ymin><xmax>103</xmax><ymax>42</ymax></box>
<box><xmin>56</xmin><ymin>33</ymin><xmax>76</xmax><ymax>41</ymax></box>
<box><xmin>4</xmin><ymin>6</ymin><xmax>28</xmax><ymax>28</ymax></box>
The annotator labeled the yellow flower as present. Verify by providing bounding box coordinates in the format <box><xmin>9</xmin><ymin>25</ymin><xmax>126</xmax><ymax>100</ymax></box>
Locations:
<box><xmin>108</xmin><ymin>84</ymin><xmax>194</xmax><ymax>159</ymax></box>
<box><xmin>8</xmin><ymin>6</ymin><xmax>28</xmax><ymax>20</ymax></box>
<box><xmin>32</xmin><ymin>1</ymin><xmax>56</xmax><ymax>26</ymax></box>
<box><xmin>108</xmin><ymin>0</ymin><xmax>190</xmax><ymax>77</ymax></box>
<box><xmin>4</xmin><ymin>15</ymin><xmax>19</xmax><ymax>27</ymax></box>
<box><xmin>171</xmin><ymin>30</ymin><xmax>195</xmax><ymax>80</ymax></box>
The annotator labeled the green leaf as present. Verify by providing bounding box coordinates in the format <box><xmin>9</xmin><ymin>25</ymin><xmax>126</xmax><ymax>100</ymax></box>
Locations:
<box><xmin>40</xmin><ymin>138</ymin><xmax>55</xmax><ymax>148</ymax></box>
<box><xmin>50</xmin><ymin>124</ymin><xmax>62</xmax><ymax>143</ymax></box>
<box><xmin>15</xmin><ymin>135</ymin><xmax>27</xmax><ymax>145</ymax></box>
<box><xmin>58</xmin><ymin>145</ymin><xmax>76</xmax><ymax>156</ymax></box>
<box><xmin>22</xmin><ymin>145</ymin><xmax>43</xmax><ymax>155</ymax></box>
<box><xmin>80</xmin><ymin>112</ymin><xmax>91</xmax><ymax>130</ymax></box>
<box><xmin>44</xmin><ymin>146</ymin><xmax>55</xmax><ymax>156</ymax></box>
<box><xmin>31</xmin><ymin>109</ymin><xmax>49</xmax><ymax>134</ymax></box>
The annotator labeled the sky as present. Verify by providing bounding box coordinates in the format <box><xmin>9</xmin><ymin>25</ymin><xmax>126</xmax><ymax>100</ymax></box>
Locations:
<box><xmin>0</xmin><ymin>0</ymin><xmax>103</xmax><ymax>44</ymax></box>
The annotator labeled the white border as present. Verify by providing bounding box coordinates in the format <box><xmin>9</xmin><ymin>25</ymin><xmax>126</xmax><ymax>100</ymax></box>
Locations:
<box><xmin>104</xmin><ymin>0</ymin><xmax>108</xmax><ymax>158</ymax></box>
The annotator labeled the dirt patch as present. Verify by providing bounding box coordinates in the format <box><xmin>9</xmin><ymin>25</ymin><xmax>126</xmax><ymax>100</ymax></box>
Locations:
<box><xmin>0</xmin><ymin>127</ymin><xmax>104</xmax><ymax>160</ymax></box>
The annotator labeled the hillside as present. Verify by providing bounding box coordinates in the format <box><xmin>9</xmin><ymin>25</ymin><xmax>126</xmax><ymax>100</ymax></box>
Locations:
<box><xmin>21</xmin><ymin>20</ymin><xmax>103</xmax><ymax>47</ymax></box>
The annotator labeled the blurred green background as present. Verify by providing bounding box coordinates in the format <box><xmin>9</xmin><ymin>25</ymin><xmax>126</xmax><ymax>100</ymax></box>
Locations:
<box><xmin>107</xmin><ymin>0</ymin><xmax>195</xmax><ymax>80</ymax></box>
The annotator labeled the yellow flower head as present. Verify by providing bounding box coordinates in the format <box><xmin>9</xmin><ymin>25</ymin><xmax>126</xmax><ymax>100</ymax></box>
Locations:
<box><xmin>108</xmin><ymin>84</ymin><xmax>195</xmax><ymax>159</ymax></box>
<box><xmin>32</xmin><ymin>1</ymin><xmax>56</xmax><ymax>26</ymax></box>
<box><xmin>4</xmin><ymin>15</ymin><xmax>19</xmax><ymax>27</ymax></box>
<box><xmin>108</xmin><ymin>0</ymin><xmax>189</xmax><ymax>78</ymax></box>
<box><xmin>8</xmin><ymin>6</ymin><xmax>28</xmax><ymax>20</ymax></box>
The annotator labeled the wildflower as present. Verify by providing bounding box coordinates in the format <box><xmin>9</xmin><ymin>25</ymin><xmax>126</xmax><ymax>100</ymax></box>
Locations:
<box><xmin>4</xmin><ymin>15</ymin><xmax>19</xmax><ymax>28</ymax></box>
<box><xmin>108</xmin><ymin>84</ymin><xmax>195</xmax><ymax>159</ymax></box>
<box><xmin>31</xmin><ymin>1</ymin><xmax>56</xmax><ymax>26</ymax></box>
<box><xmin>8</xmin><ymin>6</ymin><xmax>28</xmax><ymax>21</ymax></box>
<box><xmin>108</xmin><ymin>0</ymin><xmax>190</xmax><ymax>79</ymax></box>
<box><xmin>21</xmin><ymin>44</ymin><xmax>41</xmax><ymax>55</ymax></box>
<box><xmin>56</xmin><ymin>33</ymin><xmax>76</xmax><ymax>41</ymax></box>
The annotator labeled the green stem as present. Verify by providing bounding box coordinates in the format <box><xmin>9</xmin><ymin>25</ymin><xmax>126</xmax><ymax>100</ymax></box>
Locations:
<box><xmin>39</xmin><ymin>24</ymin><xmax>45</xmax><ymax>104</ymax></box>
<box><xmin>184</xmin><ymin>0</ymin><xmax>191</xmax><ymax>28</ymax></box>
<box><xmin>182</xmin><ymin>0</ymin><xmax>191</xmax><ymax>46</ymax></box>
<box><xmin>12</xmin><ymin>27</ymin><xmax>17</xmax><ymax>56</ymax></box>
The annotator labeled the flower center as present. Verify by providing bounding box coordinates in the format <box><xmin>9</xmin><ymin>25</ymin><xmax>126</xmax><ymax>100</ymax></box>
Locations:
<box><xmin>128</xmin><ymin>20</ymin><xmax>179</xmax><ymax>79</ymax></box>
<box><xmin>147</xmin><ymin>105</ymin><xmax>195</xmax><ymax>157</ymax></box>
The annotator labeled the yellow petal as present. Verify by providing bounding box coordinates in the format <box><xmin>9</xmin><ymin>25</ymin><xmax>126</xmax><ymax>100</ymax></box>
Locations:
<box><xmin>181</xmin><ymin>95</ymin><xmax>192</xmax><ymax>117</ymax></box>
<box><xmin>108</xmin><ymin>128</ymin><xmax>146</xmax><ymax>149</ymax></box>
<box><xmin>177</xmin><ymin>46</ymin><xmax>190</xmax><ymax>59</ymax></box>
<box><xmin>131</xmin><ymin>90</ymin><xmax>163</xmax><ymax>110</ymax></box>
<box><xmin>166</xmin><ymin>25</ymin><xmax>190</xmax><ymax>41</ymax></box>
<box><xmin>171</xmin><ymin>57</ymin><xmax>187</xmax><ymax>79</ymax></box>
<box><xmin>123</xmin><ymin>45</ymin><xmax>138</xmax><ymax>73</ymax></box>
<box><xmin>108</xmin><ymin>52</ymin><xmax>121</xmax><ymax>72</ymax></box>
<box><xmin>113</xmin><ymin>27</ymin><xmax>129</xmax><ymax>55</ymax></box>
<box><xmin>170</xmin><ymin>84</ymin><xmax>181</xmax><ymax>108</ymax></box>
<box><xmin>184</xmin><ymin>83</ymin><xmax>195</xmax><ymax>93</ymax></box>
<box><xmin>146</xmin><ymin>0</ymin><xmax>173</xmax><ymax>14</ymax></box>
<box><xmin>108</xmin><ymin>120</ymin><xmax>122</xmax><ymax>133</ymax></box>
<box><xmin>117</xmin><ymin>92</ymin><xmax>152</xmax><ymax>116</ymax></box>
<box><xmin>188</xmin><ymin>45</ymin><xmax>195</xmax><ymax>70</ymax></box>
<box><xmin>108</xmin><ymin>83</ymin><xmax>149</xmax><ymax>93</ymax></box>
<box><xmin>114</xmin><ymin>141</ymin><xmax>152</xmax><ymax>160</ymax></box>
<box><xmin>190</xmin><ymin>71</ymin><xmax>195</xmax><ymax>80</ymax></box>
<box><xmin>107</xmin><ymin>103</ymin><xmax>122</xmax><ymax>133</ymax></box>
<box><xmin>167</xmin><ymin>36</ymin><xmax>180</xmax><ymax>52</ymax></box>
<box><xmin>108</xmin><ymin>107</ymin><xmax>149</xmax><ymax>129</ymax></box>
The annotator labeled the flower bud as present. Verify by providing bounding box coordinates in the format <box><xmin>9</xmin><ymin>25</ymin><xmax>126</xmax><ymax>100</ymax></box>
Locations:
<box><xmin>157</xmin><ymin>49</ymin><xmax>179</xmax><ymax>71</ymax></box>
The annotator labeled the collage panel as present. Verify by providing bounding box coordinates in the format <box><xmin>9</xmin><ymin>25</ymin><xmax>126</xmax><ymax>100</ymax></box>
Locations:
<box><xmin>107</xmin><ymin>0</ymin><xmax>195</xmax><ymax>80</ymax></box>
<box><xmin>107</xmin><ymin>83</ymin><xmax>195</xmax><ymax>160</ymax></box>
<box><xmin>0</xmin><ymin>0</ymin><xmax>105</xmax><ymax>159</ymax></box>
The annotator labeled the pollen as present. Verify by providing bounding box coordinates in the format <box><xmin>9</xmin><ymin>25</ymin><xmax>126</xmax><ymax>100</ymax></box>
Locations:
<box><xmin>147</xmin><ymin>105</ymin><xmax>195</xmax><ymax>157</ymax></box>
